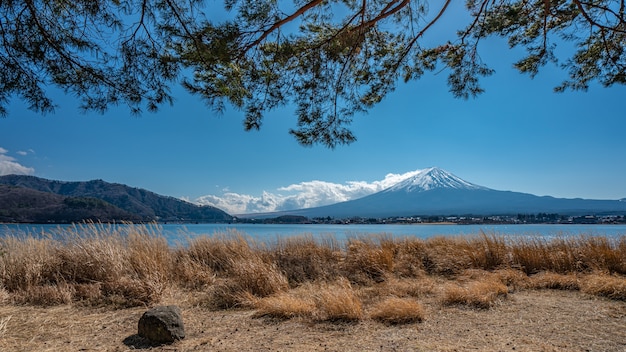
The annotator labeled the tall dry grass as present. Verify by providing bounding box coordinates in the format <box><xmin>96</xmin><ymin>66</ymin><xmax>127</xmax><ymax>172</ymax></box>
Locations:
<box><xmin>181</xmin><ymin>232</ymin><xmax>290</xmax><ymax>309</ymax></box>
<box><xmin>342</xmin><ymin>235</ymin><xmax>396</xmax><ymax>284</ymax></box>
<box><xmin>269</xmin><ymin>234</ymin><xmax>342</xmax><ymax>286</ymax></box>
<box><xmin>310</xmin><ymin>278</ymin><xmax>364</xmax><ymax>322</ymax></box>
<box><xmin>1</xmin><ymin>223</ymin><xmax>625</xmax><ymax>313</ymax></box>
<box><xmin>0</xmin><ymin>223</ymin><xmax>171</xmax><ymax>306</ymax></box>
<box><xmin>509</xmin><ymin>235</ymin><xmax>626</xmax><ymax>275</ymax></box>
<box><xmin>207</xmin><ymin>258</ymin><xmax>289</xmax><ymax>309</ymax></box>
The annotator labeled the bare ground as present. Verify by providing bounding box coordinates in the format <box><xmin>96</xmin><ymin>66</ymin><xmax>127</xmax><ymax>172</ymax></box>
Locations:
<box><xmin>1</xmin><ymin>289</ymin><xmax>625</xmax><ymax>352</ymax></box>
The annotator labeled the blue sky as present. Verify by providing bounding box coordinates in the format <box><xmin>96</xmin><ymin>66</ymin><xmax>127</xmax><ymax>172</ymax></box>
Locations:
<box><xmin>1</xmin><ymin>7</ymin><xmax>625</xmax><ymax>215</ymax></box>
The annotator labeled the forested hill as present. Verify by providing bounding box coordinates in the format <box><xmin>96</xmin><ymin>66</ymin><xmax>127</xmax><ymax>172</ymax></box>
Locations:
<box><xmin>0</xmin><ymin>175</ymin><xmax>233</xmax><ymax>223</ymax></box>
<box><xmin>0</xmin><ymin>184</ymin><xmax>142</xmax><ymax>223</ymax></box>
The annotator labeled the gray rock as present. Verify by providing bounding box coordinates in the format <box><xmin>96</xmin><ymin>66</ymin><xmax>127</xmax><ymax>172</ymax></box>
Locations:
<box><xmin>137</xmin><ymin>305</ymin><xmax>185</xmax><ymax>344</ymax></box>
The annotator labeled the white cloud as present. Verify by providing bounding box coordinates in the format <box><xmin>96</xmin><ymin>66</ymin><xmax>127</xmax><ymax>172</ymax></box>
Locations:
<box><xmin>196</xmin><ymin>191</ymin><xmax>285</xmax><ymax>214</ymax></box>
<box><xmin>194</xmin><ymin>169</ymin><xmax>427</xmax><ymax>214</ymax></box>
<box><xmin>0</xmin><ymin>147</ymin><xmax>35</xmax><ymax>176</ymax></box>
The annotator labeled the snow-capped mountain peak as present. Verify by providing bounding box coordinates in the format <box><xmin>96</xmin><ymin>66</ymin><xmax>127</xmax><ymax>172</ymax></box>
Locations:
<box><xmin>385</xmin><ymin>167</ymin><xmax>489</xmax><ymax>193</ymax></box>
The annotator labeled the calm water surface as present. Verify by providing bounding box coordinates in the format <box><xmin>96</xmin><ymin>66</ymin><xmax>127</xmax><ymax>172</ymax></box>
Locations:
<box><xmin>1</xmin><ymin>223</ymin><xmax>625</xmax><ymax>245</ymax></box>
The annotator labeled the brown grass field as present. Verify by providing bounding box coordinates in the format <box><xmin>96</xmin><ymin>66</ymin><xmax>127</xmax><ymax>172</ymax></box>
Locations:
<box><xmin>0</xmin><ymin>223</ymin><xmax>625</xmax><ymax>351</ymax></box>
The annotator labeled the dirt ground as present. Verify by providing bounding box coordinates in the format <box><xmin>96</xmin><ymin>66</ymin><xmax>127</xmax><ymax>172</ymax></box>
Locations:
<box><xmin>1</xmin><ymin>289</ymin><xmax>625</xmax><ymax>352</ymax></box>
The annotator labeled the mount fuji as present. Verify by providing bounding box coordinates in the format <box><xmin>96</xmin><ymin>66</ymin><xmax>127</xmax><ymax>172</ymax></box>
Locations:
<box><xmin>384</xmin><ymin>167</ymin><xmax>489</xmax><ymax>193</ymax></box>
<box><xmin>249</xmin><ymin>167</ymin><xmax>626</xmax><ymax>218</ymax></box>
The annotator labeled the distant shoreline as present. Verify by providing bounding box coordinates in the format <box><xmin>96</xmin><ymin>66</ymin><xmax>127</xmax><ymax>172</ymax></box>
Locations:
<box><xmin>2</xmin><ymin>221</ymin><xmax>625</xmax><ymax>226</ymax></box>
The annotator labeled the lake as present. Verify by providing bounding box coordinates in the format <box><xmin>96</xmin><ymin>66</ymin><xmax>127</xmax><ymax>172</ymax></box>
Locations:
<box><xmin>1</xmin><ymin>223</ymin><xmax>625</xmax><ymax>245</ymax></box>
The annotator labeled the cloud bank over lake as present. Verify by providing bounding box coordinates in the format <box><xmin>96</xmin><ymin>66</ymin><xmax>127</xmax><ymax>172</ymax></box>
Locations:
<box><xmin>193</xmin><ymin>169</ymin><xmax>426</xmax><ymax>214</ymax></box>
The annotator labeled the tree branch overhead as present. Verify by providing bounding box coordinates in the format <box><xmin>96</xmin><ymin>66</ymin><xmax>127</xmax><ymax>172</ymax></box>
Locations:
<box><xmin>1</xmin><ymin>0</ymin><xmax>624</xmax><ymax>146</ymax></box>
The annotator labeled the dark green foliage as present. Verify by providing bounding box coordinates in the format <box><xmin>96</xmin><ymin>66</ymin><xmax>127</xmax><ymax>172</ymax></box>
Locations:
<box><xmin>0</xmin><ymin>0</ymin><xmax>184</xmax><ymax>116</ymax></box>
<box><xmin>1</xmin><ymin>0</ymin><xmax>624</xmax><ymax>147</ymax></box>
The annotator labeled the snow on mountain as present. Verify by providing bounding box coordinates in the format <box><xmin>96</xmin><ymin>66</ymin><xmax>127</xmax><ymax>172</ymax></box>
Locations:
<box><xmin>385</xmin><ymin>167</ymin><xmax>489</xmax><ymax>193</ymax></box>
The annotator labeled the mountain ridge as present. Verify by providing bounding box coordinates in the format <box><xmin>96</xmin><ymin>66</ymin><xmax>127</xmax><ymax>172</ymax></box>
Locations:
<box><xmin>0</xmin><ymin>184</ymin><xmax>143</xmax><ymax>223</ymax></box>
<box><xmin>0</xmin><ymin>175</ymin><xmax>234</xmax><ymax>223</ymax></box>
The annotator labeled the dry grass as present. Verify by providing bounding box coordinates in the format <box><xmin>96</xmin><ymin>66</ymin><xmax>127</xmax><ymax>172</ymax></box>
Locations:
<box><xmin>0</xmin><ymin>223</ymin><xmax>172</xmax><ymax>307</ymax></box>
<box><xmin>529</xmin><ymin>272</ymin><xmax>580</xmax><ymax>290</ymax></box>
<box><xmin>369</xmin><ymin>297</ymin><xmax>425</xmax><ymax>324</ymax></box>
<box><xmin>1</xmin><ymin>223</ymin><xmax>625</xmax><ymax>313</ymax></box>
<box><xmin>171</xmin><ymin>250</ymin><xmax>216</xmax><ymax>290</ymax></box>
<box><xmin>342</xmin><ymin>235</ymin><xmax>396</xmax><ymax>284</ymax></box>
<box><xmin>492</xmin><ymin>268</ymin><xmax>532</xmax><ymax>291</ymax></box>
<box><xmin>1</xmin><ymin>224</ymin><xmax>626</xmax><ymax>350</ymax></box>
<box><xmin>205</xmin><ymin>258</ymin><xmax>289</xmax><ymax>309</ymax></box>
<box><xmin>254</xmin><ymin>279</ymin><xmax>365</xmax><ymax>322</ymax></box>
<box><xmin>183</xmin><ymin>231</ymin><xmax>257</xmax><ymax>273</ymax></box>
<box><xmin>269</xmin><ymin>234</ymin><xmax>342</xmax><ymax>286</ymax></box>
<box><xmin>0</xmin><ymin>235</ymin><xmax>58</xmax><ymax>292</ymax></box>
<box><xmin>253</xmin><ymin>291</ymin><xmax>316</xmax><ymax>319</ymax></box>
<box><xmin>382</xmin><ymin>276</ymin><xmax>437</xmax><ymax>297</ymax></box>
<box><xmin>509</xmin><ymin>235</ymin><xmax>626</xmax><ymax>275</ymax></box>
<box><xmin>310</xmin><ymin>278</ymin><xmax>364</xmax><ymax>322</ymax></box>
<box><xmin>0</xmin><ymin>286</ymin><xmax>9</xmax><ymax>304</ymax></box>
<box><xmin>392</xmin><ymin>237</ymin><xmax>428</xmax><ymax>277</ymax></box>
<box><xmin>581</xmin><ymin>273</ymin><xmax>626</xmax><ymax>301</ymax></box>
<box><xmin>0</xmin><ymin>315</ymin><xmax>10</xmax><ymax>338</ymax></box>
<box><xmin>419</xmin><ymin>236</ymin><xmax>474</xmax><ymax>276</ymax></box>
<box><xmin>14</xmin><ymin>284</ymin><xmax>74</xmax><ymax>306</ymax></box>
<box><xmin>2</xmin><ymin>289</ymin><xmax>625</xmax><ymax>352</ymax></box>
<box><xmin>442</xmin><ymin>277</ymin><xmax>509</xmax><ymax>309</ymax></box>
